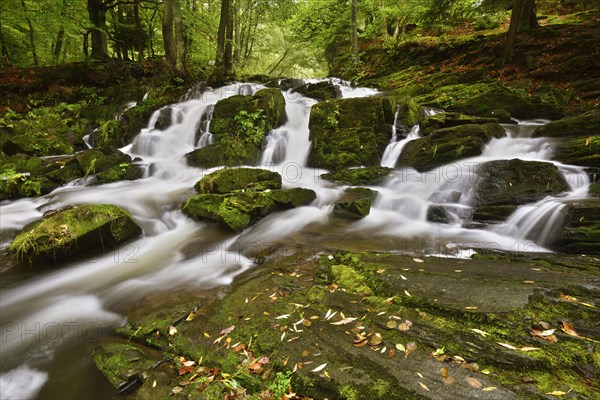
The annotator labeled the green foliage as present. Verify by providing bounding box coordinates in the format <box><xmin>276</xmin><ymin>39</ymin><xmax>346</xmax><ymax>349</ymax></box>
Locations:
<box><xmin>234</xmin><ymin>110</ymin><xmax>266</xmax><ymax>146</ymax></box>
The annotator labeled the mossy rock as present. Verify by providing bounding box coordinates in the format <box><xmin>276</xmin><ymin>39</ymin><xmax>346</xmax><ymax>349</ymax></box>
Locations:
<box><xmin>398</xmin><ymin>123</ymin><xmax>505</xmax><ymax>172</ymax></box>
<box><xmin>320</xmin><ymin>166</ymin><xmax>393</xmax><ymax>186</ymax></box>
<box><xmin>182</xmin><ymin>188</ymin><xmax>316</xmax><ymax>232</ymax></box>
<box><xmin>552</xmin><ymin>135</ymin><xmax>600</xmax><ymax>167</ymax></box>
<box><xmin>472</xmin><ymin>160</ymin><xmax>570</xmax><ymax>221</ymax></box>
<box><xmin>471</xmin><ymin>205</ymin><xmax>519</xmax><ymax>224</ymax></box>
<box><xmin>43</xmin><ymin>157</ymin><xmax>85</xmax><ymax>184</ymax></box>
<box><xmin>548</xmin><ymin>201</ymin><xmax>600</xmax><ymax>254</ymax></box>
<box><xmin>93</xmin><ymin>341</ymin><xmax>156</xmax><ymax>393</ymax></box>
<box><xmin>591</xmin><ymin>181</ymin><xmax>600</xmax><ymax>199</ymax></box>
<box><xmin>96</xmin><ymin>162</ymin><xmax>144</xmax><ymax>184</ymax></box>
<box><xmin>0</xmin><ymin>173</ymin><xmax>58</xmax><ymax>200</ymax></box>
<box><xmin>2</xmin><ymin>131</ymin><xmax>75</xmax><ymax>156</ymax></box>
<box><xmin>333</xmin><ymin>187</ymin><xmax>376</xmax><ymax>219</ymax></box>
<box><xmin>416</xmin><ymin>83</ymin><xmax>563</xmax><ymax>119</ymax></box>
<box><xmin>89</xmin><ymin>120</ymin><xmax>127</xmax><ymax>148</ymax></box>
<box><xmin>533</xmin><ymin>110</ymin><xmax>600</xmax><ymax>138</ymax></box>
<box><xmin>185</xmin><ymin>144</ymin><xmax>226</xmax><ymax>168</ymax></box>
<box><xmin>0</xmin><ymin>153</ymin><xmax>45</xmax><ymax>176</ymax></box>
<box><xmin>75</xmin><ymin>147</ymin><xmax>132</xmax><ymax>175</ymax></box>
<box><xmin>9</xmin><ymin>204</ymin><xmax>142</xmax><ymax>264</ymax></box>
<box><xmin>307</xmin><ymin>96</ymin><xmax>421</xmax><ymax>170</ymax></box>
<box><xmin>195</xmin><ymin>168</ymin><xmax>282</xmax><ymax>194</ymax></box>
<box><xmin>420</xmin><ymin>112</ymin><xmax>500</xmax><ymax>135</ymax></box>
<box><xmin>426</xmin><ymin>205</ymin><xmax>454</xmax><ymax>224</ymax></box>
<box><xmin>292</xmin><ymin>81</ymin><xmax>341</xmax><ymax>101</ymax></box>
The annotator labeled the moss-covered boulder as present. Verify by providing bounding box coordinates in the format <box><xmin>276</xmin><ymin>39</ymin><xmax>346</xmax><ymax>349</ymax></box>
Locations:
<box><xmin>416</xmin><ymin>83</ymin><xmax>563</xmax><ymax>119</ymax></box>
<box><xmin>548</xmin><ymin>201</ymin><xmax>600</xmax><ymax>254</ymax></box>
<box><xmin>195</xmin><ymin>168</ymin><xmax>281</xmax><ymax>194</ymax></box>
<box><xmin>42</xmin><ymin>157</ymin><xmax>85</xmax><ymax>185</ymax></box>
<box><xmin>333</xmin><ymin>187</ymin><xmax>376</xmax><ymax>219</ymax></box>
<box><xmin>420</xmin><ymin>112</ymin><xmax>499</xmax><ymax>135</ymax></box>
<box><xmin>2</xmin><ymin>131</ymin><xmax>75</xmax><ymax>156</ymax></box>
<box><xmin>0</xmin><ymin>172</ymin><xmax>58</xmax><ymax>200</ymax></box>
<box><xmin>93</xmin><ymin>341</ymin><xmax>156</xmax><ymax>393</ymax></box>
<box><xmin>96</xmin><ymin>162</ymin><xmax>144</xmax><ymax>184</ymax></box>
<box><xmin>398</xmin><ymin>123</ymin><xmax>505</xmax><ymax>172</ymax></box>
<box><xmin>292</xmin><ymin>81</ymin><xmax>341</xmax><ymax>101</ymax></box>
<box><xmin>533</xmin><ymin>110</ymin><xmax>600</xmax><ymax>138</ymax></box>
<box><xmin>552</xmin><ymin>135</ymin><xmax>600</xmax><ymax>167</ymax></box>
<box><xmin>88</xmin><ymin>120</ymin><xmax>127</xmax><ymax>148</ymax></box>
<box><xmin>320</xmin><ymin>166</ymin><xmax>393</xmax><ymax>186</ymax></box>
<box><xmin>9</xmin><ymin>204</ymin><xmax>142</xmax><ymax>264</ymax></box>
<box><xmin>472</xmin><ymin>160</ymin><xmax>570</xmax><ymax>223</ymax></box>
<box><xmin>189</xmin><ymin>88</ymin><xmax>286</xmax><ymax>167</ymax></box>
<box><xmin>308</xmin><ymin>96</ymin><xmax>421</xmax><ymax>170</ymax></box>
<box><xmin>75</xmin><ymin>147</ymin><xmax>132</xmax><ymax>175</ymax></box>
<box><xmin>426</xmin><ymin>205</ymin><xmax>454</xmax><ymax>224</ymax></box>
<box><xmin>182</xmin><ymin>188</ymin><xmax>316</xmax><ymax>232</ymax></box>
<box><xmin>591</xmin><ymin>181</ymin><xmax>600</xmax><ymax>199</ymax></box>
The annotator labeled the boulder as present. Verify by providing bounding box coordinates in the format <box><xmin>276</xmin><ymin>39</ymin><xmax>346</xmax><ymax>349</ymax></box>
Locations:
<box><xmin>533</xmin><ymin>110</ymin><xmax>600</xmax><ymax>138</ymax></box>
<box><xmin>320</xmin><ymin>166</ymin><xmax>393</xmax><ymax>186</ymax></box>
<box><xmin>333</xmin><ymin>187</ymin><xmax>376</xmax><ymax>219</ymax></box>
<box><xmin>2</xmin><ymin>131</ymin><xmax>74</xmax><ymax>156</ymax></box>
<box><xmin>182</xmin><ymin>188</ymin><xmax>316</xmax><ymax>232</ymax></box>
<box><xmin>96</xmin><ymin>162</ymin><xmax>144</xmax><ymax>184</ymax></box>
<box><xmin>9</xmin><ymin>204</ymin><xmax>142</xmax><ymax>264</ymax></box>
<box><xmin>591</xmin><ymin>181</ymin><xmax>600</xmax><ymax>199</ymax></box>
<box><xmin>308</xmin><ymin>96</ymin><xmax>421</xmax><ymax>170</ymax></box>
<box><xmin>397</xmin><ymin>123</ymin><xmax>505</xmax><ymax>172</ymax></box>
<box><xmin>552</xmin><ymin>135</ymin><xmax>600</xmax><ymax>168</ymax></box>
<box><xmin>185</xmin><ymin>144</ymin><xmax>227</xmax><ymax>169</ymax></box>
<box><xmin>0</xmin><ymin>173</ymin><xmax>58</xmax><ymax>200</ymax></box>
<box><xmin>75</xmin><ymin>147</ymin><xmax>132</xmax><ymax>175</ymax></box>
<box><xmin>93</xmin><ymin>341</ymin><xmax>154</xmax><ymax>393</ymax></box>
<box><xmin>472</xmin><ymin>160</ymin><xmax>570</xmax><ymax>222</ymax></box>
<box><xmin>426</xmin><ymin>205</ymin><xmax>454</xmax><ymax>224</ymax></box>
<box><xmin>420</xmin><ymin>112</ymin><xmax>499</xmax><ymax>135</ymax></box>
<box><xmin>548</xmin><ymin>201</ymin><xmax>600</xmax><ymax>254</ymax></box>
<box><xmin>195</xmin><ymin>168</ymin><xmax>281</xmax><ymax>194</ymax></box>
<box><xmin>292</xmin><ymin>81</ymin><xmax>341</xmax><ymax>101</ymax></box>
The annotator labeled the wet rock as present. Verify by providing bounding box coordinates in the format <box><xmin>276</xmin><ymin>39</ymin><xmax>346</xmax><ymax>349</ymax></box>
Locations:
<box><xmin>320</xmin><ymin>166</ymin><xmax>393</xmax><ymax>186</ymax></box>
<box><xmin>93</xmin><ymin>341</ymin><xmax>155</xmax><ymax>393</ymax></box>
<box><xmin>89</xmin><ymin>120</ymin><xmax>126</xmax><ymax>148</ymax></box>
<box><xmin>420</xmin><ymin>112</ymin><xmax>499</xmax><ymax>135</ymax></box>
<box><xmin>472</xmin><ymin>160</ymin><xmax>570</xmax><ymax>222</ymax></box>
<box><xmin>308</xmin><ymin>96</ymin><xmax>420</xmax><ymax>170</ymax></box>
<box><xmin>43</xmin><ymin>157</ymin><xmax>85</xmax><ymax>184</ymax></box>
<box><xmin>9</xmin><ymin>204</ymin><xmax>142</xmax><ymax>264</ymax></box>
<box><xmin>333</xmin><ymin>187</ymin><xmax>376</xmax><ymax>219</ymax></box>
<box><xmin>548</xmin><ymin>201</ymin><xmax>600</xmax><ymax>254</ymax></box>
<box><xmin>182</xmin><ymin>188</ymin><xmax>316</xmax><ymax>232</ymax></box>
<box><xmin>153</xmin><ymin>106</ymin><xmax>179</xmax><ymax>130</ymax></box>
<box><xmin>398</xmin><ymin>123</ymin><xmax>505</xmax><ymax>172</ymax></box>
<box><xmin>96</xmin><ymin>162</ymin><xmax>144</xmax><ymax>184</ymax></box>
<box><xmin>75</xmin><ymin>147</ymin><xmax>132</xmax><ymax>174</ymax></box>
<box><xmin>292</xmin><ymin>81</ymin><xmax>341</xmax><ymax>101</ymax></box>
<box><xmin>533</xmin><ymin>110</ymin><xmax>600</xmax><ymax>138</ymax></box>
<box><xmin>427</xmin><ymin>205</ymin><xmax>454</xmax><ymax>224</ymax></box>
<box><xmin>552</xmin><ymin>135</ymin><xmax>600</xmax><ymax>167</ymax></box>
<box><xmin>428</xmin><ymin>190</ymin><xmax>462</xmax><ymax>204</ymax></box>
<box><xmin>0</xmin><ymin>173</ymin><xmax>58</xmax><ymax>200</ymax></box>
<box><xmin>185</xmin><ymin>144</ymin><xmax>227</xmax><ymax>168</ymax></box>
<box><xmin>591</xmin><ymin>180</ymin><xmax>600</xmax><ymax>199</ymax></box>
<box><xmin>2</xmin><ymin>131</ymin><xmax>75</xmax><ymax>156</ymax></box>
<box><xmin>195</xmin><ymin>167</ymin><xmax>281</xmax><ymax>194</ymax></box>
<box><xmin>279</xmin><ymin>78</ymin><xmax>305</xmax><ymax>91</ymax></box>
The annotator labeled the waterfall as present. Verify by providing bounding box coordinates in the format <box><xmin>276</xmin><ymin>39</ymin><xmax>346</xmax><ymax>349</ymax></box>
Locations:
<box><xmin>196</xmin><ymin>104</ymin><xmax>215</xmax><ymax>147</ymax></box>
<box><xmin>381</xmin><ymin>125</ymin><xmax>420</xmax><ymax>168</ymax></box>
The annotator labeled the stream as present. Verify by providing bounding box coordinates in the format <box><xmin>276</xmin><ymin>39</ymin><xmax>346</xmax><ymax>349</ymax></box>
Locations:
<box><xmin>0</xmin><ymin>80</ymin><xmax>591</xmax><ymax>399</ymax></box>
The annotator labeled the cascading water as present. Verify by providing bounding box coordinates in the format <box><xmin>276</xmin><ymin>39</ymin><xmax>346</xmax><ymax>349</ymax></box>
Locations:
<box><xmin>0</xmin><ymin>79</ymin><xmax>594</xmax><ymax>399</ymax></box>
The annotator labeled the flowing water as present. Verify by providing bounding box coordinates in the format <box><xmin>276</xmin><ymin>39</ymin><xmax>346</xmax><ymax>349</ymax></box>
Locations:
<box><xmin>0</xmin><ymin>80</ymin><xmax>591</xmax><ymax>399</ymax></box>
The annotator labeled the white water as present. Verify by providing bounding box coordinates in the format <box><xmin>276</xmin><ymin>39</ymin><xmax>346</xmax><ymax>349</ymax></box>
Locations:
<box><xmin>0</xmin><ymin>79</ymin><xmax>593</xmax><ymax>399</ymax></box>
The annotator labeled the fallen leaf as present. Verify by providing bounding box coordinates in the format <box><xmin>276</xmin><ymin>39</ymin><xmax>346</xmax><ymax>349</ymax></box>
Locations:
<box><xmin>220</xmin><ymin>325</ymin><xmax>235</xmax><ymax>335</ymax></box>
<box><xmin>311</xmin><ymin>363</ymin><xmax>327</xmax><ymax>372</ymax></box>
<box><xmin>523</xmin><ymin>280</ymin><xmax>535</xmax><ymax>284</ymax></box>
<box><xmin>453</xmin><ymin>269</ymin><xmax>463</xmax><ymax>273</ymax></box>
<box><xmin>539</xmin><ymin>321</ymin><xmax>552</xmax><ymax>330</ymax></box>
<box><xmin>386</xmin><ymin>320</ymin><xmax>398</xmax><ymax>329</ymax></box>
<box><xmin>275</xmin><ymin>314</ymin><xmax>291</xmax><ymax>320</ymax></box>
<box><xmin>442</xmin><ymin>376</ymin><xmax>456</xmax><ymax>385</ymax></box>
<box><xmin>560</xmin><ymin>321</ymin><xmax>580</xmax><ymax>338</ymax></box>
<box><xmin>172</xmin><ymin>386</ymin><xmax>183</xmax><ymax>394</ymax></box>
<box><xmin>398</xmin><ymin>322</ymin><xmax>411</xmax><ymax>331</ymax></box>
<box><xmin>376</xmin><ymin>268</ymin><xmax>386</xmax><ymax>274</ymax></box>
<box><xmin>369</xmin><ymin>334</ymin><xmax>383</xmax><ymax>346</ymax></box>
<box><xmin>404</xmin><ymin>290</ymin><xmax>412</xmax><ymax>297</ymax></box>
<box><xmin>169</xmin><ymin>326</ymin><xmax>177</xmax><ymax>336</ymax></box>
<box><xmin>439</xmin><ymin>367</ymin><xmax>449</xmax><ymax>378</ymax></box>
<box><xmin>400</xmin><ymin>275</ymin><xmax>407</xmax><ymax>280</ymax></box>
<box><xmin>248</xmin><ymin>362</ymin><xmax>263</xmax><ymax>371</ymax></box>
<box><xmin>482</xmin><ymin>386</ymin><xmax>497</xmax><ymax>391</ymax></box>
<box><xmin>465</xmin><ymin>306</ymin><xmax>478</xmax><ymax>310</ymax></box>
<box><xmin>413</xmin><ymin>258</ymin><xmax>424</xmax><ymax>263</ymax></box>
<box><xmin>497</xmin><ymin>342</ymin><xmax>518</xmax><ymax>350</ymax></box>
<box><xmin>546</xmin><ymin>390</ymin><xmax>568</xmax><ymax>396</ymax></box>
<box><xmin>520</xmin><ymin>346</ymin><xmax>541</xmax><ymax>352</ymax></box>
<box><xmin>152</xmin><ymin>380</ymin><xmax>157</xmax><ymax>388</ymax></box>
<box><xmin>416</xmin><ymin>372</ymin><xmax>424</xmax><ymax>378</ymax></box>
<box><xmin>354</xmin><ymin>338</ymin><xmax>368</xmax><ymax>347</ymax></box>
<box><xmin>182</xmin><ymin>360</ymin><xmax>196</xmax><ymax>367</ymax></box>
<box><xmin>389</xmin><ymin>348</ymin><xmax>397</xmax><ymax>357</ymax></box>
<box><xmin>470</xmin><ymin>328</ymin><xmax>488</xmax><ymax>337</ymax></box>
<box><xmin>396</xmin><ymin>343</ymin><xmax>406</xmax><ymax>352</ymax></box>
<box><xmin>559</xmin><ymin>294</ymin><xmax>577</xmax><ymax>302</ymax></box>
<box><xmin>466</xmin><ymin>376</ymin><xmax>482</xmax><ymax>389</ymax></box>
<box><xmin>405</xmin><ymin>342</ymin><xmax>417</xmax><ymax>358</ymax></box>
<box><xmin>331</xmin><ymin>317</ymin><xmax>357</xmax><ymax>325</ymax></box>
<box><xmin>418</xmin><ymin>381</ymin><xmax>430</xmax><ymax>391</ymax></box>
<box><xmin>462</xmin><ymin>363</ymin><xmax>480</xmax><ymax>372</ymax></box>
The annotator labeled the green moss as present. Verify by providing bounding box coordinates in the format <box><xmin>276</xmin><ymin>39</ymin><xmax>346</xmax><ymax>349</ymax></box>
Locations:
<box><xmin>96</xmin><ymin>163</ymin><xmax>143</xmax><ymax>184</ymax></box>
<box><xmin>339</xmin><ymin>384</ymin><xmax>359</xmax><ymax>400</ymax></box>
<box><xmin>93</xmin><ymin>341</ymin><xmax>155</xmax><ymax>391</ymax></box>
<box><xmin>320</xmin><ymin>166</ymin><xmax>392</xmax><ymax>186</ymax></box>
<box><xmin>552</xmin><ymin>135</ymin><xmax>600</xmax><ymax>168</ymax></box>
<box><xmin>534</xmin><ymin>110</ymin><xmax>600</xmax><ymax>138</ymax></box>
<box><xmin>331</xmin><ymin>264</ymin><xmax>373</xmax><ymax>295</ymax></box>
<box><xmin>420</xmin><ymin>112</ymin><xmax>500</xmax><ymax>135</ymax></box>
<box><xmin>9</xmin><ymin>204</ymin><xmax>142</xmax><ymax>264</ymax></box>
<box><xmin>195</xmin><ymin>168</ymin><xmax>282</xmax><ymax>194</ymax></box>
<box><xmin>333</xmin><ymin>187</ymin><xmax>376</xmax><ymax>219</ymax></box>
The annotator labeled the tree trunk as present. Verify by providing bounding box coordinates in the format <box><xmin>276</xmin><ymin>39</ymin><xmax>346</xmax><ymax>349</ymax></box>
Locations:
<box><xmin>53</xmin><ymin>27</ymin><xmax>65</xmax><ymax>64</ymax></box>
<box><xmin>21</xmin><ymin>0</ymin><xmax>38</xmax><ymax>65</ymax></box>
<box><xmin>224</xmin><ymin>6</ymin><xmax>234</xmax><ymax>76</ymax></box>
<box><xmin>87</xmin><ymin>0</ymin><xmax>109</xmax><ymax>60</ymax></box>
<box><xmin>162</xmin><ymin>0</ymin><xmax>176</xmax><ymax>65</ymax></box>
<box><xmin>503</xmin><ymin>0</ymin><xmax>537</xmax><ymax>64</ymax></box>
<box><xmin>351</xmin><ymin>0</ymin><xmax>358</xmax><ymax>57</ymax></box>
<box><xmin>172</xmin><ymin>0</ymin><xmax>185</xmax><ymax>74</ymax></box>
<box><xmin>0</xmin><ymin>16</ymin><xmax>12</xmax><ymax>67</ymax></box>
<box><xmin>216</xmin><ymin>0</ymin><xmax>229</xmax><ymax>66</ymax></box>
<box><xmin>234</xmin><ymin>10</ymin><xmax>241</xmax><ymax>65</ymax></box>
<box><xmin>134</xmin><ymin>0</ymin><xmax>144</xmax><ymax>61</ymax></box>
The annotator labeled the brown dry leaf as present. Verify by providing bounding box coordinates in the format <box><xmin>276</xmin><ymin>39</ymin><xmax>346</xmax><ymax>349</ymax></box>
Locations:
<box><xmin>171</xmin><ymin>386</ymin><xmax>183</xmax><ymax>394</ymax></box>
<box><xmin>520</xmin><ymin>346</ymin><xmax>541</xmax><ymax>352</ymax></box>
<box><xmin>560</xmin><ymin>321</ymin><xmax>581</xmax><ymax>337</ymax></box>
<box><xmin>482</xmin><ymin>387</ymin><xmax>498</xmax><ymax>391</ymax></box>
<box><xmin>301</xmin><ymin>350</ymin><xmax>309</xmax><ymax>357</ymax></box>
<box><xmin>386</xmin><ymin>320</ymin><xmax>398</xmax><ymax>329</ymax></box>
<box><xmin>466</xmin><ymin>376</ymin><xmax>482</xmax><ymax>389</ymax></box>
<box><xmin>418</xmin><ymin>381</ymin><xmax>430</xmax><ymax>391</ymax></box>
<box><xmin>523</xmin><ymin>280</ymin><xmax>535</xmax><ymax>284</ymax></box>
<box><xmin>465</xmin><ymin>306</ymin><xmax>478</xmax><ymax>310</ymax></box>
<box><xmin>442</xmin><ymin>376</ymin><xmax>456</xmax><ymax>385</ymax></box>
<box><xmin>389</xmin><ymin>348</ymin><xmax>397</xmax><ymax>358</ymax></box>
<box><xmin>439</xmin><ymin>367</ymin><xmax>449</xmax><ymax>378</ymax></box>
<box><xmin>497</xmin><ymin>342</ymin><xmax>518</xmax><ymax>350</ymax></box>
<box><xmin>220</xmin><ymin>325</ymin><xmax>235</xmax><ymax>335</ymax></box>
<box><xmin>398</xmin><ymin>322</ymin><xmax>411</xmax><ymax>332</ymax></box>
<box><xmin>248</xmin><ymin>362</ymin><xmax>263</xmax><ymax>371</ymax></box>
<box><xmin>462</xmin><ymin>363</ymin><xmax>480</xmax><ymax>372</ymax></box>
<box><xmin>539</xmin><ymin>321</ymin><xmax>552</xmax><ymax>330</ymax></box>
<box><xmin>354</xmin><ymin>338</ymin><xmax>368</xmax><ymax>347</ymax></box>
<box><xmin>405</xmin><ymin>342</ymin><xmax>417</xmax><ymax>358</ymax></box>
<box><xmin>178</xmin><ymin>366</ymin><xmax>194</xmax><ymax>375</ymax></box>
<box><xmin>302</xmin><ymin>319</ymin><xmax>312</xmax><ymax>327</ymax></box>
<box><xmin>233</xmin><ymin>343</ymin><xmax>246</xmax><ymax>352</ymax></box>
<box><xmin>559</xmin><ymin>294</ymin><xmax>577</xmax><ymax>302</ymax></box>
<box><xmin>369</xmin><ymin>334</ymin><xmax>383</xmax><ymax>347</ymax></box>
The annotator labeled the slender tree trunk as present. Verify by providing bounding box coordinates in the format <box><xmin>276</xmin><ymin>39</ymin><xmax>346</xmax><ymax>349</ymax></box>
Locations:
<box><xmin>173</xmin><ymin>0</ymin><xmax>185</xmax><ymax>73</ymax></box>
<box><xmin>62</xmin><ymin>37</ymin><xmax>68</xmax><ymax>64</ymax></box>
<box><xmin>54</xmin><ymin>27</ymin><xmax>65</xmax><ymax>63</ymax></box>
<box><xmin>503</xmin><ymin>0</ymin><xmax>538</xmax><ymax>64</ymax></box>
<box><xmin>0</xmin><ymin>16</ymin><xmax>12</xmax><ymax>66</ymax></box>
<box><xmin>134</xmin><ymin>0</ymin><xmax>144</xmax><ymax>61</ymax></box>
<box><xmin>21</xmin><ymin>0</ymin><xmax>38</xmax><ymax>65</ymax></box>
<box><xmin>351</xmin><ymin>0</ymin><xmax>358</xmax><ymax>57</ymax></box>
<box><xmin>224</xmin><ymin>6</ymin><xmax>234</xmax><ymax>76</ymax></box>
<box><xmin>380</xmin><ymin>0</ymin><xmax>387</xmax><ymax>37</ymax></box>
<box><xmin>83</xmin><ymin>31</ymin><xmax>90</xmax><ymax>59</ymax></box>
<box><xmin>87</xmin><ymin>0</ymin><xmax>109</xmax><ymax>60</ymax></box>
<box><xmin>162</xmin><ymin>0</ymin><xmax>176</xmax><ymax>65</ymax></box>
<box><xmin>216</xmin><ymin>0</ymin><xmax>229</xmax><ymax>66</ymax></box>
<box><xmin>234</xmin><ymin>10</ymin><xmax>241</xmax><ymax>65</ymax></box>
